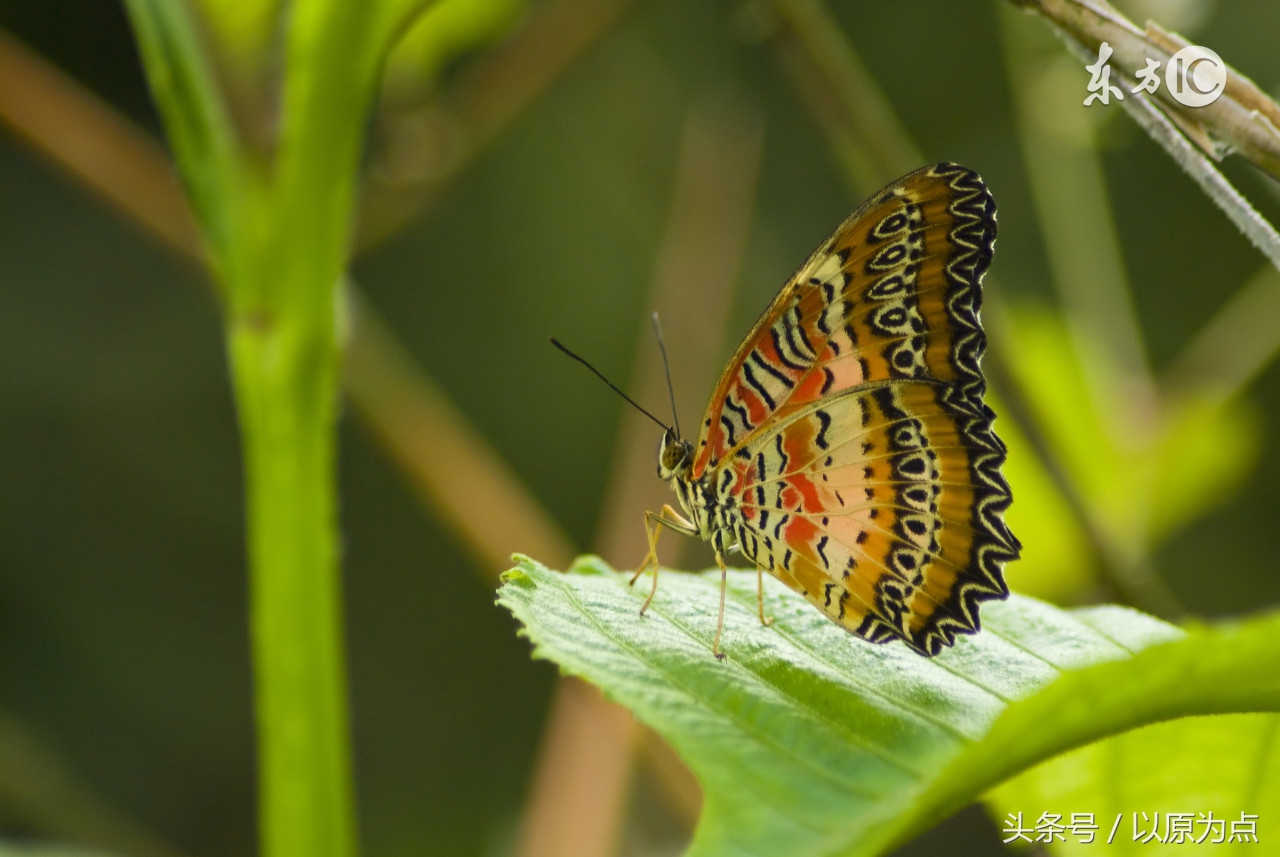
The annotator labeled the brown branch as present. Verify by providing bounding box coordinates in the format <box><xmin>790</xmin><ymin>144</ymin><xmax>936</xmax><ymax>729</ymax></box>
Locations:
<box><xmin>1011</xmin><ymin>1</ymin><xmax>1280</xmax><ymax>392</ymax></box>
<box><xmin>1008</xmin><ymin>0</ymin><xmax>1280</xmax><ymax>182</ymax></box>
<box><xmin>512</xmin><ymin>677</ymin><xmax>639</xmax><ymax>857</ymax></box>
<box><xmin>344</xmin><ymin>291</ymin><xmax>577</xmax><ymax>577</ymax></box>
<box><xmin>0</xmin><ymin>27</ymin><xmax>201</xmax><ymax>257</ymax></box>
<box><xmin>593</xmin><ymin>93</ymin><xmax>766</xmax><ymax>570</ymax></box>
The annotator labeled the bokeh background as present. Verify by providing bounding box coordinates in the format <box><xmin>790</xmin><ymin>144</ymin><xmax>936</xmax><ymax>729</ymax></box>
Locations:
<box><xmin>3</xmin><ymin>0</ymin><xmax>1280</xmax><ymax>855</ymax></box>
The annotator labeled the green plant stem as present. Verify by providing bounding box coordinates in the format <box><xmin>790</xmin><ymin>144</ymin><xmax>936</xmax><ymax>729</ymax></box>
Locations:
<box><xmin>229</xmin><ymin>4</ymin><xmax>410</xmax><ymax>851</ymax></box>
<box><xmin>231</xmin><ymin>314</ymin><xmax>353</xmax><ymax>857</ymax></box>
<box><xmin>124</xmin><ymin>2</ymin><xmax>435</xmax><ymax>853</ymax></box>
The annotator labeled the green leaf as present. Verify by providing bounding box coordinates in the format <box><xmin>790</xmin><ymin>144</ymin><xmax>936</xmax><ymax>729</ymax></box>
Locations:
<box><xmin>122</xmin><ymin>0</ymin><xmax>243</xmax><ymax>270</ymax></box>
<box><xmin>986</xmin><ymin>713</ymin><xmax>1279</xmax><ymax>854</ymax></box>
<box><xmin>385</xmin><ymin>0</ymin><xmax>526</xmax><ymax>92</ymax></box>
<box><xmin>498</xmin><ymin>556</ymin><xmax>1280</xmax><ymax>857</ymax></box>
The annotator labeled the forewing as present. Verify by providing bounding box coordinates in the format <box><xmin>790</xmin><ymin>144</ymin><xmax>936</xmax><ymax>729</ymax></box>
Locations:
<box><xmin>726</xmin><ymin>381</ymin><xmax>1018</xmax><ymax>655</ymax></box>
<box><xmin>692</xmin><ymin>162</ymin><xmax>997</xmax><ymax>479</ymax></box>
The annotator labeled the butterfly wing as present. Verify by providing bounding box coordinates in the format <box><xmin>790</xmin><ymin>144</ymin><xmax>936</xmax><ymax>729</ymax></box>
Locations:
<box><xmin>697</xmin><ymin>162</ymin><xmax>1017</xmax><ymax>654</ymax></box>
<box><xmin>727</xmin><ymin>382</ymin><xmax>1015</xmax><ymax>655</ymax></box>
<box><xmin>691</xmin><ymin>162</ymin><xmax>999</xmax><ymax>476</ymax></box>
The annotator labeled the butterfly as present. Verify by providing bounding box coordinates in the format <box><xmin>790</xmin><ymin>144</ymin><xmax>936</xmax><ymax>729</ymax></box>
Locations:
<box><xmin>634</xmin><ymin>162</ymin><xmax>1020</xmax><ymax>658</ymax></box>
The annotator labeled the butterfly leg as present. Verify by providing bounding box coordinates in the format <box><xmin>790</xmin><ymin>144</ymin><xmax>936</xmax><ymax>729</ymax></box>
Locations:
<box><xmin>755</xmin><ymin>563</ymin><xmax>774</xmax><ymax>627</ymax></box>
<box><xmin>712</xmin><ymin>550</ymin><xmax>729</xmax><ymax>660</ymax></box>
<box><xmin>632</xmin><ymin>504</ymin><xmax>696</xmax><ymax>616</ymax></box>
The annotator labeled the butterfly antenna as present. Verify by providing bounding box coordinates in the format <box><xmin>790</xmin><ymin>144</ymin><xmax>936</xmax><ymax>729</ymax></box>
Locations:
<box><xmin>651</xmin><ymin>312</ymin><xmax>682</xmax><ymax>440</ymax></box>
<box><xmin>550</xmin><ymin>338</ymin><xmax>671</xmax><ymax>433</ymax></box>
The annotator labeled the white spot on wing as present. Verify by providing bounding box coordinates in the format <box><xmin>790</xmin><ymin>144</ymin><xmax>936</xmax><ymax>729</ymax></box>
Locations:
<box><xmin>808</xmin><ymin>252</ymin><xmax>844</xmax><ymax>286</ymax></box>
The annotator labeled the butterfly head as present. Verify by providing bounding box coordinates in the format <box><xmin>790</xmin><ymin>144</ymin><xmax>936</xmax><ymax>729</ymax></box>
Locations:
<box><xmin>657</xmin><ymin>428</ymin><xmax>694</xmax><ymax>482</ymax></box>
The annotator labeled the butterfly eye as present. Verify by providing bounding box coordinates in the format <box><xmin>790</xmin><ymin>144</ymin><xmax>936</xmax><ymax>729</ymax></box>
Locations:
<box><xmin>661</xmin><ymin>437</ymin><xmax>676</xmax><ymax>465</ymax></box>
<box><xmin>657</xmin><ymin>431</ymin><xmax>692</xmax><ymax>477</ymax></box>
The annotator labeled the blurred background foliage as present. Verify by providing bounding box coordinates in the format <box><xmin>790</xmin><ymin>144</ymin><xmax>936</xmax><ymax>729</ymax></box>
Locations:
<box><xmin>2</xmin><ymin>0</ymin><xmax>1280</xmax><ymax>856</ymax></box>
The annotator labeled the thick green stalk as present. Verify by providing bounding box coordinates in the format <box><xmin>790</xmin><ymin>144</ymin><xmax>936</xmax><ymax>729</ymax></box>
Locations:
<box><xmin>124</xmin><ymin>2</ymin><xmax>436</xmax><ymax>854</ymax></box>
<box><xmin>231</xmin><ymin>309</ymin><xmax>353</xmax><ymax>857</ymax></box>
<box><xmin>234</xmin><ymin>1</ymin><xmax>429</xmax><ymax>849</ymax></box>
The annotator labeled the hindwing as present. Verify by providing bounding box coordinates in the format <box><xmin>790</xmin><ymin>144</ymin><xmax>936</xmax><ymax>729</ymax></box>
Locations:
<box><xmin>725</xmin><ymin>382</ymin><xmax>1016</xmax><ymax>655</ymax></box>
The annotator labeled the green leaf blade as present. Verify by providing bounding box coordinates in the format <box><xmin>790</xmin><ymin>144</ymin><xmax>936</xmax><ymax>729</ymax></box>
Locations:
<box><xmin>501</xmin><ymin>556</ymin><xmax>1266</xmax><ymax>857</ymax></box>
<box><xmin>123</xmin><ymin>0</ymin><xmax>243</xmax><ymax>270</ymax></box>
<box><xmin>987</xmin><ymin>712</ymin><xmax>1280</xmax><ymax>855</ymax></box>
